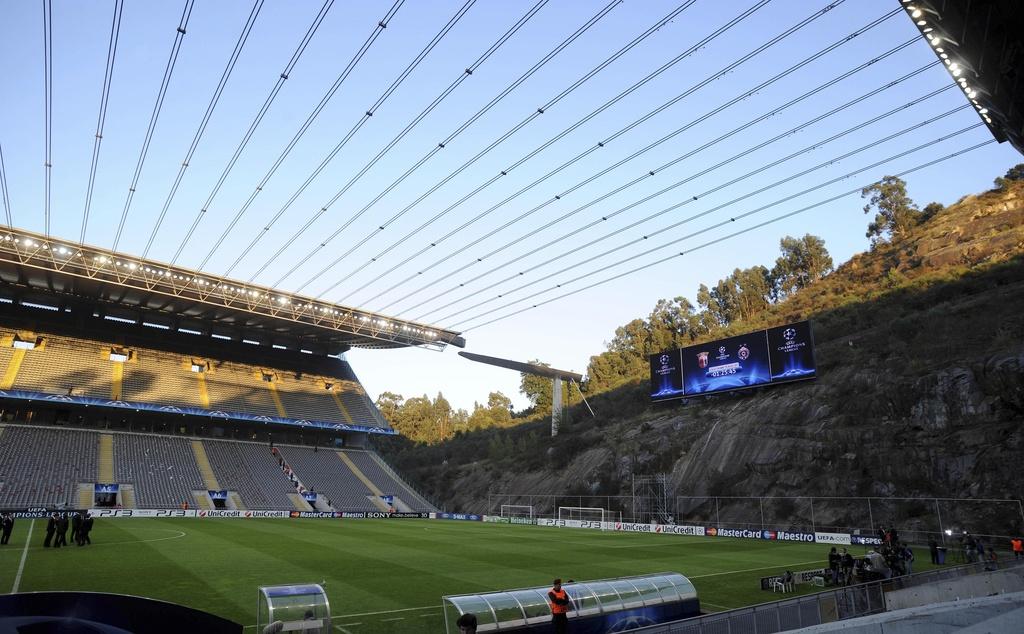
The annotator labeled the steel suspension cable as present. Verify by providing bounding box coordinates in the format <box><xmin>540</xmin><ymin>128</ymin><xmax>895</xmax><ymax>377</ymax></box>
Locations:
<box><xmin>265</xmin><ymin>0</ymin><xmax>700</xmax><ymax>289</ymax></box>
<box><xmin>344</xmin><ymin>1</ymin><xmax>880</xmax><ymax>307</ymax></box>
<box><xmin>451</xmin><ymin>123</ymin><xmax>984</xmax><ymax>328</ymax></box>
<box><xmin>396</xmin><ymin>54</ymin><xmax>933</xmax><ymax>317</ymax></box>
<box><xmin>170</xmin><ymin>0</ymin><xmax>403</xmax><ymax>265</ymax></box>
<box><xmin>141</xmin><ymin>0</ymin><xmax>333</xmax><ymax>260</ymax></box>
<box><xmin>111</xmin><ymin>0</ymin><xmax>196</xmax><ymax>251</ymax></box>
<box><xmin>140</xmin><ymin>0</ymin><xmax>265</xmax><ymax>258</ymax></box>
<box><xmin>0</xmin><ymin>143</ymin><xmax>12</xmax><ymax>226</ymax></box>
<box><xmin>257</xmin><ymin>0</ymin><xmax>630</xmax><ymax>287</ymax></box>
<box><xmin>406</xmin><ymin>62</ymin><xmax>945</xmax><ymax>320</ymax></box>
<box><xmin>459</xmin><ymin>139</ymin><xmax>995</xmax><ymax>332</ymax></box>
<box><xmin>42</xmin><ymin>0</ymin><xmax>53</xmax><ymax>237</ymax></box>
<box><xmin>432</xmin><ymin>101</ymin><xmax>969</xmax><ymax>323</ymax></box>
<box><xmin>80</xmin><ymin>0</ymin><xmax>123</xmax><ymax>244</ymax></box>
<box><xmin>219</xmin><ymin>0</ymin><xmax>490</xmax><ymax>277</ymax></box>
<box><xmin>327</xmin><ymin>0</ymin><xmax>785</xmax><ymax>303</ymax></box>
<box><xmin>226</xmin><ymin>0</ymin><xmax>547</xmax><ymax>279</ymax></box>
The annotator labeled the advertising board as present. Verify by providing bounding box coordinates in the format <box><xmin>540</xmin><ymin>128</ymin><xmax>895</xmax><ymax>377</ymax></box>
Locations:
<box><xmin>436</xmin><ymin>512</ymin><xmax>482</xmax><ymax>521</ymax></box>
<box><xmin>650</xmin><ymin>320</ymin><xmax>817</xmax><ymax>400</ymax></box>
<box><xmin>682</xmin><ymin>331</ymin><xmax>771</xmax><ymax>395</ymax></box>
<box><xmin>815</xmin><ymin>532</ymin><xmax>852</xmax><ymax>545</ymax></box>
<box><xmin>649</xmin><ymin>350</ymin><xmax>684</xmax><ymax>401</ymax></box>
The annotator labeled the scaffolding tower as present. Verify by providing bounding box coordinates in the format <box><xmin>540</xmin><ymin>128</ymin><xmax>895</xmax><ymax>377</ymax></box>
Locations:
<box><xmin>632</xmin><ymin>474</ymin><xmax>671</xmax><ymax>524</ymax></box>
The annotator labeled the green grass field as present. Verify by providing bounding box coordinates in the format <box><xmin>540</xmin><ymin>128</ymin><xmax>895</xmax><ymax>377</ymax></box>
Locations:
<box><xmin>0</xmin><ymin>518</ymin><xmax>935</xmax><ymax>632</ymax></box>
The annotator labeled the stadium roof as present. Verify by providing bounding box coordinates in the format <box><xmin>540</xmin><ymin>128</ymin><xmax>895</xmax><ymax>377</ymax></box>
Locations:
<box><xmin>0</xmin><ymin>226</ymin><xmax>465</xmax><ymax>353</ymax></box>
<box><xmin>907</xmin><ymin>0</ymin><xmax>1024</xmax><ymax>155</ymax></box>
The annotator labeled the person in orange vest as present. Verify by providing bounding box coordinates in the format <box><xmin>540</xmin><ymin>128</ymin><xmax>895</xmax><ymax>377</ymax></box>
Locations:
<box><xmin>1012</xmin><ymin>537</ymin><xmax>1023</xmax><ymax>560</ymax></box>
<box><xmin>548</xmin><ymin>578</ymin><xmax>571</xmax><ymax>634</ymax></box>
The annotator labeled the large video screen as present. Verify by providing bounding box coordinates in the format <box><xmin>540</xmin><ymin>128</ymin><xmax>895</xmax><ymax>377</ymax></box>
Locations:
<box><xmin>650</xmin><ymin>321</ymin><xmax>816</xmax><ymax>401</ymax></box>
<box><xmin>649</xmin><ymin>350</ymin><xmax>684</xmax><ymax>401</ymax></box>
<box><xmin>681</xmin><ymin>331</ymin><xmax>771</xmax><ymax>395</ymax></box>
<box><xmin>766</xmin><ymin>321</ymin><xmax>817</xmax><ymax>383</ymax></box>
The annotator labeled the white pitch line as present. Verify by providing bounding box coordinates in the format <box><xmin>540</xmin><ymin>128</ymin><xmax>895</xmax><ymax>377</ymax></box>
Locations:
<box><xmin>701</xmin><ymin>601</ymin><xmax>734</xmax><ymax>611</ymax></box>
<box><xmin>0</xmin><ymin>528</ymin><xmax>187</xmax><ymax>554</ymax></box>
<box><xmin>689</xmin><ymin>559</ymin><xmax>823</xmax><ymax>579</ymax></box>
<box><xmin>11</xmin><ymin>519</ymin><xmax>34</xmax><ymax>593</ymax></box>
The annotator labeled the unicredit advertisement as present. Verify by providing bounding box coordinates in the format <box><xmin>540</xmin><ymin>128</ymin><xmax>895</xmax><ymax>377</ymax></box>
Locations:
<box><xmin>649</xmin><ymin>350</ymin><xmax>684</xmax><ymax>401</ymax></box>
<box><xmin>650</xmin><ymin>321</ymin><xmax>816</xmax><ymax>401</ymax></box>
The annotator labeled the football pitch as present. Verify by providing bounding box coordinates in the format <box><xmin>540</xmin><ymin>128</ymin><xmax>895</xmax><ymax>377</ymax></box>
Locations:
<box><xmin>0</xmin><ymin>518</ymin><xmax>906</xmax><ymax>632</ymax></box>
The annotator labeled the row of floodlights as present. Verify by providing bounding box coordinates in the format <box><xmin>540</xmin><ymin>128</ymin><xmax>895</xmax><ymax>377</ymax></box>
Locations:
<box><xmin>902</xmin><ymin>1</ymin><xmax>992</xmax><ymax>125</ymax></box>
<box><xmin>2</xmin><ymin>235</ymin><xmax>83</xmax><ymax>254</ymax></box>
<box><xmin>1</xmin><ymin>234</ymin><xmax>440</xmax><ymax>340</ymax></box>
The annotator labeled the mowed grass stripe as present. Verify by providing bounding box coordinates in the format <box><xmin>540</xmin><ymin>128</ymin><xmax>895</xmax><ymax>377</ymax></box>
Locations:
<box><xmin>2</xmin><ymin>519</ymin><xmax>904</xmax><ymax>634</ymax></box>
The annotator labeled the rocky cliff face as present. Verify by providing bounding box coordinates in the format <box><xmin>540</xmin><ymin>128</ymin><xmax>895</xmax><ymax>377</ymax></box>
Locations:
<box><xmin>392</xmin><ymin>183</ymin><xmax>1024</xmax><ymax>534</ymax></box>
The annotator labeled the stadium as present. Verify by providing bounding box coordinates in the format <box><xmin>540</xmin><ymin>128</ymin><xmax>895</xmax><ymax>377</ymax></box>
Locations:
<box><xmin>1</xmin><ymin>1</ymin><xmax>1023</xmax><ymax>633</ymax></box>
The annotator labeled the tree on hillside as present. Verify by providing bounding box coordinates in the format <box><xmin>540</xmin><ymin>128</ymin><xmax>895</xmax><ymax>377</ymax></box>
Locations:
<box><xmin>994</xmin><ymin>163</ymin><xmax>1024</xmax><ymax>190</ymax></box>
<box><xmin>467</xmin><ymin>391</ymin><xmax>514</xmax><ymax>430</ymax></box>
<box><xmin>647</xmin><ymin>297</ymin><xmax>701</xmax><ymax>351</ymax></box>
<box><xmin>376</xmin><ymin>391</ymin><xmax>404</xmax><ymax>423</ymax></box>
<box><xmin>698</xmin><ymin>266</ymin><xmax>773</xmax><ymax>326</ymax></box>
<box><xmin>608</xmin><ymin>319</ymin><xmax>654</xmax><ymax>357</ymax></box>
<box><xmin>771</xmin><ymin>234</ymin><xmax>833</xmax><ymax>301</ymax></box>
<box><xmin>378</xmin><ymin>392</ymin><xmax>465</xmax><ymax>443</ymax></box>
<box><xmin>521</xmin><ymin>360</ymin><xmax>562</xmax><ymax>417</ymax></box>
<box><xmin>921</xmin><ymin>202</ymin><xmax>944</xmax><ymax>223</ymax></box>
<box><xmin>586</xmin><ymin>349</ymin><xmax>647</xmax><ymax>393</ymax></box>
<box><xmin>862</xmin><ymin>175</ymin><xmax>919</xmax><ymax>244</ymax></box>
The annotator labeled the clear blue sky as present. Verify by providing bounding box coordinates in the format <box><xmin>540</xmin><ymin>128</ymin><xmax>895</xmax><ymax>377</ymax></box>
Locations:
<box><xmin>1</xmin><ymin>0</ymin><xmax>1019</xmax><ymax>412</ymax></box>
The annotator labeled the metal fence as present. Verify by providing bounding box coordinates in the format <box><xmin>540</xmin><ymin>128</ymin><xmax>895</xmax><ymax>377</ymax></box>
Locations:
<box><xmin>632</xmin><ymin>558</ymin><xmax>1024</xmax><ymax>633</ymax></box>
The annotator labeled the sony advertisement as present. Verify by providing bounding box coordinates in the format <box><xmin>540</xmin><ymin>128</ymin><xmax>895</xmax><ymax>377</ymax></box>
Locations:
<box><xmin>649</xmin><ymin>321</ymin><xmax>816</xmax><ymax>401</ymax></box>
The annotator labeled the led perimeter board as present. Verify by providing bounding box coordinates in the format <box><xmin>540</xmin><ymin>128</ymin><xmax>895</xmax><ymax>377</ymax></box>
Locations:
<box><xmin>650</xmin><ymin>321</ymin><xmax>816</xmax><ymax>401</ymax></box>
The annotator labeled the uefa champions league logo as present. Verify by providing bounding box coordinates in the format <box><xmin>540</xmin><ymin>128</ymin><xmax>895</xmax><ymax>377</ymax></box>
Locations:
<box><xmin>719</xmin><ymin>346</ymin><xmax>726</xmax><ymax>354</ymax></box>
<box><xmin>659</xmin><ymin>354</ymin><xmax>670</xmax><ymax>365</ymax></box>
<box><xmin>783</xmin><ymin>327</ymin><xmax>797</xmax><ymax>341</ymax></box>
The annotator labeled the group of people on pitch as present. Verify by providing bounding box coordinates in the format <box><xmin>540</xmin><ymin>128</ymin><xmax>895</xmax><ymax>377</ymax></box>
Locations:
<box><xmin>455</xmin><ymin>578</ymin><xmax>572</xmax><ymax>633</ymax></box>
<box><xmin>42</xmin><ymin>511</ymin><xmax>94</xmax><ymax>548</ymax></box>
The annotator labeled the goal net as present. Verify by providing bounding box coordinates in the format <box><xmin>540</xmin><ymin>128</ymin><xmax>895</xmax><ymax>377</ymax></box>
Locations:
<box><xmin>500</xmin><ymin>505</ymin><xmax>534</xmax><ymax>520</ymax></box>
<box><xmin>557</xmin><ymin>506</ymin><xmax>617</xmax><ymax>530</ymax></box>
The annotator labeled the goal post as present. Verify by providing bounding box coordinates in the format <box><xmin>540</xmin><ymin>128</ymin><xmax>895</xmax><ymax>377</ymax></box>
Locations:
<box><xmin>500</xmin><ymin>504</ymin><xmax>534</xmax><ymax>519</ymax></box>
<box><xmin>557</xmin><ymin>506</ymin><xmax>619</xmax><ymax>530</ymax></box>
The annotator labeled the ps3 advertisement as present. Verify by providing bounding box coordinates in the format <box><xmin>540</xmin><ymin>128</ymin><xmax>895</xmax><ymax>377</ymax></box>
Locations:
<box><xmin>649</xmin><ymin>321</ymin><xmax>816</xmax><ymax>401</ymax></box>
